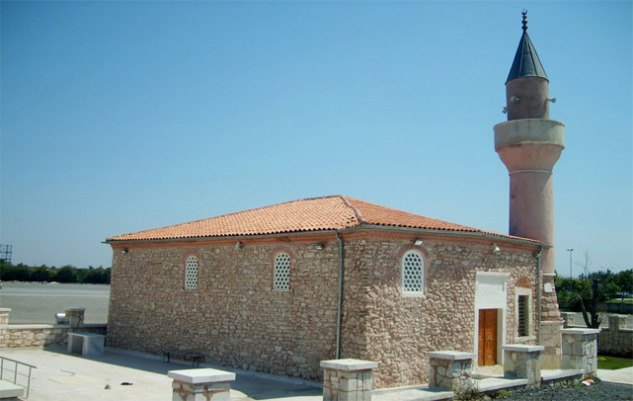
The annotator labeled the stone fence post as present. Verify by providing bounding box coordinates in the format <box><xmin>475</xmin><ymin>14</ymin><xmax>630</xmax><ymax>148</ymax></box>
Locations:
<box><xmin>560</xmin><ymin>312</ymin><xmax>574</xmax><ymax>328</ymax></box>
<box><xmin>0</xmin><ymin>308</ymin><xmax>10</xmax><ymax>326</ymax></box>
<box><xmin>560</xmin><ymin>328</ymin><xmax>600</xmax><ymax>378</ymax></box>
<box><xmin>502</xmin><ymin>345</ymin><xmax>544</xmax><ymax>386</ymax></box>
<box><xmin>320</xmin><ymin>359</ymin><xmax>379</xmax><ymax>401</ymax></box>
<box><xmin>608</xmin><ymin>314</ymin><xmax>626</xmax><ymax>331</ymax></box>
<box><xmin>428</xmin><ymin>351</ymin><xmax>475</xmax><ymax>391</ymax></box>
<box><xmin>168</xmin><ymin>368</ymin><xmax>236</xmax><ymax>401</ymax></box>
<box><xmin>64</xmin><ymin>308</ymin><xmax>85</xmax><ymax>330</ymax></box>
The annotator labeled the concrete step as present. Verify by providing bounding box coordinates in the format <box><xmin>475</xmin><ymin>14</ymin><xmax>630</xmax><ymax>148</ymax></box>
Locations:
<box><xmin>0</xmin><ymin>380</ymin><xmax>24</xmax><ymax>400</ymax></box>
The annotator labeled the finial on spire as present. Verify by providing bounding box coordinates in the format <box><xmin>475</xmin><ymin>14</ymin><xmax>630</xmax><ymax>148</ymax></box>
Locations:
<box><xmin>522</xmin><ymin>9</ymin><xmax>528</xmax><ymax>32</ymax></box>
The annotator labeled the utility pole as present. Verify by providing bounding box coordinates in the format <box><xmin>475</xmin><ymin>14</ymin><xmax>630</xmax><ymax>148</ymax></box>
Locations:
<box><xmin>567</xmin><ymin>248</ymin><xmax>573</xmax><ymax>292</ymax></box>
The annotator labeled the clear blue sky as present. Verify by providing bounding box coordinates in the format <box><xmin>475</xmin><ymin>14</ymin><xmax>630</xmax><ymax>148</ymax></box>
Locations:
<box><xmin>1</xmin><ymin>1</ymin><xmax>631</xmax><ymax>275</ymax></box>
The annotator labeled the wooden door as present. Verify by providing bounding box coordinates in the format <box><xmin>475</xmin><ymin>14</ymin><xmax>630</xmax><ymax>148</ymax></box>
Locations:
<box><xmin>478</xmin><ymin>309</ymin><xmax>498</xmax><ymax>366</ymax></box>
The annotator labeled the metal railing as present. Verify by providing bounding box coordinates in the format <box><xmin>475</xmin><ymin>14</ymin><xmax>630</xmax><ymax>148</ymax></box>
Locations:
<box><xmin>0</xmin><ymin>356</ymin><xmax>37</xmax><ymax>399</ymax></box>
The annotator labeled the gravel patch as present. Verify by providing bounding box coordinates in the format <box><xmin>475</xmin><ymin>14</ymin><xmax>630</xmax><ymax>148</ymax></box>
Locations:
<box><xmin>493</xmin><ymin>381</ymin><xmax>633</xmax><ymax>401</ymax></box>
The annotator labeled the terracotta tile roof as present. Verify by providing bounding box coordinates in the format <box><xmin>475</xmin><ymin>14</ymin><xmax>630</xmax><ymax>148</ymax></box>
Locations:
<box><xmin>106</xmin><ymin>195</ymin><xmax>540</xmax><ymax>244</ymax></box>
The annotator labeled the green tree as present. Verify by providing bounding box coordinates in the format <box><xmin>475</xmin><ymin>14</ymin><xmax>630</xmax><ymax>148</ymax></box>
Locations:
<box><xmin>614</xmin><ymin>269</ymin><xmax>633</xmax><ymax>299</ymax></box>
<box><xmin>84</xmin><ymin>267</ymin><xmax>110</xmax><ymax>284</ymax></box>
<box><xmin>30</xmin><ymin>265</ymin><xmax>51</xmax><ymax>282</ymax></box>
<box><xmin>576</xmin><ymin>270</ymin><xmax>620</xmax><ymax>328</ymax></box>
<box><xmin>0</xmin><ymin>262</ymin><xmax>30</xmax><ymax>281</ymax></box>
<box><xmin>55</xmin><ymin>265</ymin><xmax>78</xmax><ymax>283</ymax></box>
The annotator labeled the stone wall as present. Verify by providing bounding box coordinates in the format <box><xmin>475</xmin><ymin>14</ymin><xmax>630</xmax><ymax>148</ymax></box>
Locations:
<box><xmin>342</xmin><ymin>232</ymin><xmax>539</xmax><ymax>388</ymax></box>
<box><xmin>561</xmin><ymin>313</ymin><xmax>633</xmax><ymax>357</ymax></box>
<box><xmin>596</xmin><ymin>315</ymin><xmax>633</xmax><ymax>357</ymax></box>
<box><xmin>108</xmin><ymin>231</ymin><xmax>540</xmax><ymax>388</ymax></box>
<box><xmin>0</xmin><ymin>308</ymin><xmax>106</xmax><ymax>349</ymax></box>
<box><xmin>108</xmin><ymin>235</ymin><xmax>340</xmax><ymax>380</ymax></box>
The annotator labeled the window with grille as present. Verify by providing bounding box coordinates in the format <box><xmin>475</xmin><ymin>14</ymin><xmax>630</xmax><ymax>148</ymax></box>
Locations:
<box><xmin>274</xmin><ymin>253</ymin><xmax>290</xmax><ymax>291</ymax></box>
<box><xmin>518</xmin><ymin>295</ymin><xmax>530</xmax><ymax>336</ymax></box>
<box><xmin>402</xmin><ymin>251</ymin><xmax>424</xmax><ymax>295</ymax></box>
<box><xmin>185</xmin><ymin>256</ymin><xmax>198</xmax><ymax>290</ymax></box>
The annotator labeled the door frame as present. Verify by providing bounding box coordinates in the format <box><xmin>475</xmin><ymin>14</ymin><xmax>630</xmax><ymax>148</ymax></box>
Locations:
<box><xmin>474</xmin><ymin>272</ymin><xmax>509</xmax><ymax>367</ymax></box>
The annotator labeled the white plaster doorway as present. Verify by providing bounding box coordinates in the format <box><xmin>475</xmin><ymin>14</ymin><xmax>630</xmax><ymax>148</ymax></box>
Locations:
<box><xmin>474</xmin><ymin>272</ymin><xmax>509</xmax><ymax>369</ymax></box>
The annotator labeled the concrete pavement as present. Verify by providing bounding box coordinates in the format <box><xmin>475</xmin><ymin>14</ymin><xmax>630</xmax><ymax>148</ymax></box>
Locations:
<box><xmin>0</xmin><ymin>345</ymin><xmax>630</xmax><ymax>401</ymax></box>
<box><xmin>0</xmin><ymin>345</ymin><xmax>321</xmax><ymax>401</ymax></box>
<box><xmin>597</xmin><ymin>367</ymin><xmax>633</xmax><ymax>385</ymax></box>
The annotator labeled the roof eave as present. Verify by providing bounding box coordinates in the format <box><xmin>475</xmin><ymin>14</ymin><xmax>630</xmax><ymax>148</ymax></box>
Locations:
<box><xmin>104</xmin><ymin>224</ymin><xmax>546</xmax><ymax>248</ymax></box>
<box><xmin>342</xmin><ymin>224</ymin><xmax>546</xmax><ymax>247</ymax></box>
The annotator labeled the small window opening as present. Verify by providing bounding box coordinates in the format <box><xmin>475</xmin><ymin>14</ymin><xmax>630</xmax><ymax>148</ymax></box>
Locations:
<box><xmin>185</xmin><ymin>256</ymin><xmax>198</xmax><ymax>290</ymax></box>
<box><xmin>402</xmin><ymin>251</ymin><xmax>424</xmax><ymax>294</ymax></box>
<box><xmin>518</xmin><ymin>294</ymin><xmax>530</xmax><ymax>336</ymax></box>
<box><xmin>274</xmin><ymin>253</ymin><xmax>290</xmax><ymax>291</ymax></box>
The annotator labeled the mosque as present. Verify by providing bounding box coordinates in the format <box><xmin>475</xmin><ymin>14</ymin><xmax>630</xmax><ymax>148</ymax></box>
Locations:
<box><xmin>106</xmin><ymin>12</ymin><xmax>565</xmax><ymax>388</ymax></box>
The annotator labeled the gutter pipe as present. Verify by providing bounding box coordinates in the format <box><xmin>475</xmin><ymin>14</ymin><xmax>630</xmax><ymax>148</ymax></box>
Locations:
<box><xmin>335</xmin><ymin>231</ymin><xmax>344</xmax><ymax>359</ymax></box>
<box><xmin>536</xmin><ymin>246</ymin><xmax>543</xmax><ymax>344</ymax></box>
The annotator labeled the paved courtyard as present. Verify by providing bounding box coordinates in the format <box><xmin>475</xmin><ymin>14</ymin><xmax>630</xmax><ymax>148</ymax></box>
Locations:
<box><xmin>0</xmin><ymin>345</ymin><xmax>631</xmax><ymax>401</ymax></box>
<box><xmin>0</xmin><ymin>345</ymin><xmax>322</xmax><ymax>401</ymax></box>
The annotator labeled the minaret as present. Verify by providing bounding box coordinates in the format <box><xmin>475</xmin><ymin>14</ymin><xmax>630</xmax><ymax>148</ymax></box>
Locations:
<box><xmin>494</xmin><ymin>11</ymin><xmax>564</xmax><ymax>368</ymax></box>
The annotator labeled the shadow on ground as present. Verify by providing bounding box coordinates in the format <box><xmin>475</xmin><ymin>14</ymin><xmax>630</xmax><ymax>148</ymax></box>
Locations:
<box><xmin>43</xmin><ymin>344</ymin><xmax>322</xmax><ymax>399</ymax></box>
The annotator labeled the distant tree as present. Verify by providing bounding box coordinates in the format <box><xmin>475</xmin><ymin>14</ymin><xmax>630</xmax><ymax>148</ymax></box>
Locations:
<box><xmin>557</xmin><ymin>268</ymin><xmax>633</xmax><ymax>327</ymax></box>
<box><xmin>84</xmin><ymin>267</ymin><xmax>110</xmax><ymax>284</ymax></box>
<box><xmin>0</xmin><ymin>262</ymin><xmax>111</xmax><ymax>284</ymax></box>
<box><xmin>575</xmin><ymin>249</ymin><xmax>593</xmax><ymax>277</ymax></box>
<box><xmin>576</xmin><ymin>270</ymin><xmax>620</xmax><ymax>328</ymax></box>
<box><xmin>614</xmin><ymin>269</ymin><xmax>633</xmax><ymax>299</ymax></box>
<box><xmin>0</xmin><ymin>262</ymin><xmax>30</xmax><ymax>281</ymax></box>
<box><xmin>30</xmin><ymin>265</ymin><xmax>51</xmax><ymax>282</ymax></box>
<box><xmin>75</xmin><ymin>267</ymin><xmax>90</xmax><ymax>283</ymax></box>
<box><xmin>56</xmin><ymin>265</ymin><xmax>78</xmax><ymax>283</ymax></box>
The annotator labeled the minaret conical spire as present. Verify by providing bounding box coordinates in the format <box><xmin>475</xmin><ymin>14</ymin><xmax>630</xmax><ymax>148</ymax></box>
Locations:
<box><xmin>506</xmin><ymin>10</ymin><xmax>548</xmax><ymax>83</ymax></box>
<box><xmin>494</xmin><ymin>9</ymin><xmax>566</xmax><ymax>370</ymax></box>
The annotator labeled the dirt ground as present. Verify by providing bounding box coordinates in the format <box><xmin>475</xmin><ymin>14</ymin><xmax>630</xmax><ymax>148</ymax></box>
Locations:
<box><xmin>0</xmin><ymin>282</ymin><xmax>110</xmax><ymax>324</ymax></box>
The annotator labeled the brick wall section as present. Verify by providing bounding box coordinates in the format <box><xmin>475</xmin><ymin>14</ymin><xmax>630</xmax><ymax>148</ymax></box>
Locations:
<box><xmin>108</xmin><ymin>231</ymin><xmax>541</xmax><ymax>388</ymax></box>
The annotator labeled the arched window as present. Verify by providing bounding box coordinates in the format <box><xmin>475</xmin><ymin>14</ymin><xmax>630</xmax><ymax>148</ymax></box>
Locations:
<box><xmin>402</xmin><ymin>250</ymin><xmax>424</xmax><ymax>295</ymax></box>
<box><xmin>273</xmin><ymin>253</ymin><xmax>290</xmax><ymax>291</ymax></box>
<box><xmin>185</xmin><ymin>256</ymin><xmax>198</xmax><ymax>290</ymax></box>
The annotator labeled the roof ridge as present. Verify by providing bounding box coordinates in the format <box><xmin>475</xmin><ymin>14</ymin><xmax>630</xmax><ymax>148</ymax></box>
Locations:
<box><xmin>183</xmin><ymin>195</ymin><xmax>343</xmax><ymax>224</ymax></box>
<box><xmin>338</xmin><ymin>195</ymin><xmax>365</xmax><ymax>224</ymax></box>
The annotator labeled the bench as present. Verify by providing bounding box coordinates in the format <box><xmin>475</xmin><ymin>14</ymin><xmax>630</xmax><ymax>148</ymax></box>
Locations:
<box><xmin>162</xmin><ymin>349</ymin><xmax>205</xmax><ymax>367</ymax></box>
<box><xmin>67</xmin><ymin>332</ymin><xmax>105</xmax><ymax>356</ymax></box>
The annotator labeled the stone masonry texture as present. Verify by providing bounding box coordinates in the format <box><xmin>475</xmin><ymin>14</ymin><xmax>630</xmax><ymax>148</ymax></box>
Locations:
<box><xmin>108</xmin><ymin>230</ymin><xmax>542</xmax><ymax>388</ymax></box>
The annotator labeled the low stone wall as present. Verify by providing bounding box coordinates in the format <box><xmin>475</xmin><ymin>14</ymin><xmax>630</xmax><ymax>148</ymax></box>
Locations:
<box><xmin>598</xmin><ymin>315</ymin><xmax>633</xmax><ymax>357</ymax></box>
<box><xmin>1</xmin><ymin>324</ymin><xmax>107</xmax><ymax>349</ymax></box>
<box><xmin>0</xmin><ymin>308</ymin><xmax>107</xmax><ymax>349</ymax></box>
<box><xmin>561</xmin><ymin>313</ymin><xmax>633</xmax><ymax>357</ymax></box>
